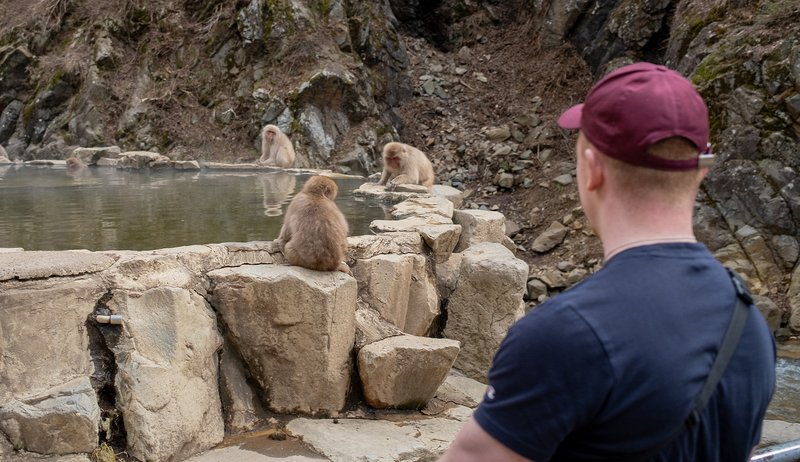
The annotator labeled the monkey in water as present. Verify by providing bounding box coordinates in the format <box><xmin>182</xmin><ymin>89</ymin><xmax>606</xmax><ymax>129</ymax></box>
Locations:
<box><xmin>377</xmin><ymin>142</ymin><xmax>435</xmax><ymax>190</ymax></box>
<box><xmin>275</xmin><ymin>176</ymin><xmax>350</xmax><ymax>274</ymax></box>
<box><xmin>259</xmin><ymin>124</ymin><xmax>296</xmax><ymax>168</ymax></box>
<box><xmin>65</xmin><ymin>156</ymin><xmax>86</xmax><ymax>169</ymax></box>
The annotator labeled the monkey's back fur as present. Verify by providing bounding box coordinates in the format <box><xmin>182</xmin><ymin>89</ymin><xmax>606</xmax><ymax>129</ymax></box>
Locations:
<box><xmin>280</xmin><ymin>178</ymin><xmax>348</xmax><ymax>272</ymax></box>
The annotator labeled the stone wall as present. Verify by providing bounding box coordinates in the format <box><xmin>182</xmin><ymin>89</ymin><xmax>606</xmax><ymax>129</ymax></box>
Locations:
<box><xmin>0</xmin><ymin>182</ymin><xmax>529</xmax><ymax>461</ymax></box>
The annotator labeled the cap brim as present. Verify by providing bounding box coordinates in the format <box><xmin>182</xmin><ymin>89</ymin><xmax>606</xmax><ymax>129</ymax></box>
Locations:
<box><xmin>558</xmin><ymin>104</ymin><xmax>583</xmax><ymax>129</ymax></box>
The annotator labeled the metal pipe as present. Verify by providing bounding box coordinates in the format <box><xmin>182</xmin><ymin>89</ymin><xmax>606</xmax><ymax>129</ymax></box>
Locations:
<box><xmin>96</xmin><ymin>314</ymin><xmax>124</xmax><ymax>325</ymax></box>
<box><xmin>752</xmin><ymin>439</ymin><xmax>800</xmax><ymax>461</ymax></box>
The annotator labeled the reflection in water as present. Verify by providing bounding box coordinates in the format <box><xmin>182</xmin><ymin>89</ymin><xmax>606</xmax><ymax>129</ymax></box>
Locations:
<box><xmin>258</xmin><ymin>172</ymin><xmax>296</xmax><ymax>217</ymax></box>
<box><xmin>66</xmin><ymin>164</ymin><xmax>91</xmax><ymax>180</ymax></box>
<box><xmin>0</xmin><ymin>166</ymin><xmax>389</xmax><ymax>251</ymax></box>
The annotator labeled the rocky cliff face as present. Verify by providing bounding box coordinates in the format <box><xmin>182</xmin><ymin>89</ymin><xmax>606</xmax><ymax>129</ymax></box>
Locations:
<box><xmin>526</xmin><ymin>0</ymin><xmax>799</xmax><ymax>323</ymax></box>
<box><xmin>0</xmin><ymin>0</ymin><xmax>414</xmax><ymax>173</ymax></box>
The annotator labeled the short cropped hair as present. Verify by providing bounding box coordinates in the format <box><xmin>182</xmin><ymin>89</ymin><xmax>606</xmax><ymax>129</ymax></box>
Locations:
<box><xmin>604</xmin><ymin>137</ymin><xmax>705</xmax><ymax>201</ymax></box>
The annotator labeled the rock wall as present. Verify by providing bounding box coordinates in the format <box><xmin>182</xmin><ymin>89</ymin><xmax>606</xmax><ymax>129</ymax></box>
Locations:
<box><xmin>525</xmin><ymin>0</ymin><xmax>800</xmax><ymax>329</ymax></box>
<box><xmin>0</xmin><ymin>183</ymin><xmax>529</xmax><ymax>461</ymax></box>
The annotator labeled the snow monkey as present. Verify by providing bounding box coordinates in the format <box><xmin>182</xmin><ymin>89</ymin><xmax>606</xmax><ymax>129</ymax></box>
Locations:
<box><xmin>65</xmin><ymin>156</ymin><xmax>86</xmax><ymax>169</ymax></box>
<box><xmin>378</xmin><ymin>142</ymin><xmax>435</xmax><ymax>190</ymax></box>
<box><xmin>259</xmin><ymin>124</ymin><xmax>296</xmax><ymax>168</ymax></box>
<box><xmin>275</xmin><ymin>175</ymin><xmax>350</xmax><ymax>274</ymax></box>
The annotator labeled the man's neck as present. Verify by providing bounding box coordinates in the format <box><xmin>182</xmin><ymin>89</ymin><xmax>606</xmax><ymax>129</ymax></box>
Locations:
<box><xmin>595</xmin><ymin>205</ymin><xmax>696</xmax><ymax>261</ymax></box>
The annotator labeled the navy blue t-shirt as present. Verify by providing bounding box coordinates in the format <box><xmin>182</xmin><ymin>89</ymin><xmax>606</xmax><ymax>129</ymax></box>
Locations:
<box><xmin>474</xmin><ymin>243</ymin><xmax>776</xmax><ymax>461</ymax></box>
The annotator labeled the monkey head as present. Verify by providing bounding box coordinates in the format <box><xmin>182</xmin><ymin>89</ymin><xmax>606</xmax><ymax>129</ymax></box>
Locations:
<box><xmin>263</xmin><ymin>124</ymin><xmax>288</xmax><ymax>142</ymax></box>
<box><xmin>303</xmin><ymin>176</ymin><xmax>338</xmax><ymax>200</ymax></box>
<box><xmin>383</xmin><ymin>142</ymin><xmax>406</xmax><ymax>171</ymax></box>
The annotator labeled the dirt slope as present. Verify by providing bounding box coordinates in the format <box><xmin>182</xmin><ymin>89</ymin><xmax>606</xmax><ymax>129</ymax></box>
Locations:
<box><xmin>395</xmin><ymin>4</ymin><xmax>600</xmax><ymax>270</ymax></box>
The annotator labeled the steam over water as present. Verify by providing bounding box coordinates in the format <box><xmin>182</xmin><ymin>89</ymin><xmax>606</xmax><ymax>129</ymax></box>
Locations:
<box><xmin>0</xmin><ymin>165</ymin><xmax>389</xmax><ymax>251</ymax></box>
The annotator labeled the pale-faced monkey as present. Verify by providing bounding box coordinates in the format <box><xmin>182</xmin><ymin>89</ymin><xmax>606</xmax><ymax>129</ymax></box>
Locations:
<box><xmin>259</xmin><ymin>124</ymin><xmax>296</xmax><ymax>168</ymax></box>
<box><xmin>377</xmin><ymin>142</ymin><xmax>435</xmax><ymax>190</ymax></box>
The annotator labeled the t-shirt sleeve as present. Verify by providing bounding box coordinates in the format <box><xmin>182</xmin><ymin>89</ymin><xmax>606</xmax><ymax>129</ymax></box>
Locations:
<box><xmin>472</xmin><ymin>301</ymin><xmax>614</xmax><ymax>461</ymax></box>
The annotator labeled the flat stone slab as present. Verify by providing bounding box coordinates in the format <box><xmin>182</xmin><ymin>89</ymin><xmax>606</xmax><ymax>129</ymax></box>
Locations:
<box><xmin>0</xmin><ymin>251</ymin><xmax>115</xmax><ymax>281</ymax></box>
<box><xmin>354</xmin><ymin>183</ymin><xmax>429</xmax><ymax>203</ymax></box>
<box><xmin>760</xmin><ymin>419</ymin><xmax>800</xmax><ymax>447</ymax></box>
<box><xmin>186</xmin><ymin>430</ymin><xmax>327</xmax><ymax>462</ymax></box>
<box><xmin>286</xmin><ymin>409</ymin><xmax>469</xmax><ymax>462</ymax></box>
<box><xmin>188</xmin><ymin>446</ymin><xmax>325</xmax><ymax>462</ymax></box>
<box><xmin>200</xmin><ymin>163</ymin><xmax>335</xmax><ymax>176</ymax></box>
<box><xmin>187</xmin><ymin>384</ymin><xmax>478</xmax><ymax>462</ymax></box>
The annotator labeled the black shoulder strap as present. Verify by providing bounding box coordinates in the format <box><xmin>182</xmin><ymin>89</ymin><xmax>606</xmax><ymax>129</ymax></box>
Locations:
<box><xmin>622</xmin><ymin>268</ymin><xmax>753</xmax><ymax>462</ymax></box>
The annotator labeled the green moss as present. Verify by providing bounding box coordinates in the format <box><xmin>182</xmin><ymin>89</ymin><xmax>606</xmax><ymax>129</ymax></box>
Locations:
<box><xmin>92</xmin><ymin>443</ymin><xmax>116</xmax><ymax>462</ymax></box>
<box><xmin>262</xmin><ymin>0</ymin><xmax>298</xmax><ymax>42</ymax></box>
<box><xmin>763</xmin><ymin>0</ymin><xmax>800</xmax><ymax>15</ymax></box>
<box><xmin>20</xmin><ymin>99</ymin><xmax>37</xmax><ymax>126</ymax></box>
<box><xmin>0</xmin><ymin>29</ymin><xmax>20</xmax><ymax>47</ymax></box>
<box><xmin>691</xmin><ymin>53</ymin><xmax>730</xmax><ymax>88</ymax></box>
<box><xmin>290</xmin><ymin>117</ymin><xmax>301</xmax><ymax>134</ymax></box>
<box><xmin>316</xmin><ymin>0</ymin><xmax>332</xmax><ymax>20</ymax></box>
<box><xmin>47</xmin><ymin>68</ymin><xmax>67</xmax><ymax>87</ymax></box>
<box><xmin>686</xmin><ymin>5</ymin><xmax>725</xmax><ymax>39</ymax></box>
<box><xmin>375</xmin><ymin>124</ymin><xmax>391</xmax><ymax>137</ymax></box>
<box><xmin>262</xmin><ymin>0</ymin><xmax>277</xmax><ymax>43</ymax></box>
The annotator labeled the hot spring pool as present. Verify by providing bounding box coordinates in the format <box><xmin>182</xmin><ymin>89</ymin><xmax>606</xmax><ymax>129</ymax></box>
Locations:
<box><xmin>0</xmin><ymin>165</ymin><xmax>389</xmax><ymax>251</ymax></box>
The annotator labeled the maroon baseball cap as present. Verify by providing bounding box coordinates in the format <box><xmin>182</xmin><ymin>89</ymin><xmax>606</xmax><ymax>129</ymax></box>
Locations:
<box><xmin>558</xmin><ymin>62</ymin><xmax>713</xmax><ymax>171</ymax></box>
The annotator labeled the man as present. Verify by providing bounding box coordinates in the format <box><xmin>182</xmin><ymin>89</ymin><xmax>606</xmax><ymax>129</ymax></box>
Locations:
<box><xmin>440</xmin><ymin>62</ymin><xmax>776</xmax><ymax>461</ymax></box>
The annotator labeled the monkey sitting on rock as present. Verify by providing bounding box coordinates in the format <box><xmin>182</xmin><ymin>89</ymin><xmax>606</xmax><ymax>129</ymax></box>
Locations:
<box><xmin>259</xmin><ymin>124</ymin><xmax>296</xmax><ymax>168</ymax></box>
<box><xmin>274</xmin><ymin>175</ymin><xmax>350</xmax><ymax>274</ymax></box>
<box><xmin>377</xmin><ymin>142</ymin><xmax>435</xmax><ymax>190</ymax></box>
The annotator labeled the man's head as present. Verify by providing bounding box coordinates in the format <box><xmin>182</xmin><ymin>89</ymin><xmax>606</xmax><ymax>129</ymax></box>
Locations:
<box><xmin>560</xmin><ymin>62</ymin><xmax>712</xmax><ymax>233</ymax></box>
<box><xmin>558</xmin><ymin>62</ymin><xmax>712</xmax><ymax>171</ymax></box>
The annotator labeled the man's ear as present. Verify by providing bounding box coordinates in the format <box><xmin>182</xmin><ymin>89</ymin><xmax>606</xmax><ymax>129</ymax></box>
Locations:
<box><xmin>583</xmin><ymin>147</ymin><xmax>604</xmax><ymax>191</ymax></box>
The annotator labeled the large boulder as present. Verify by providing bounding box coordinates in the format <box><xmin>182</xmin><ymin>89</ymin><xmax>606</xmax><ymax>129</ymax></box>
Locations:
<box><xmin>391</xmin><ymin>196</ymin><xmax>454</xmax><ymax>222</ymax></box>
<box><xmin>116</xmin><ymin>151</ymin><xmax>171</xmax><ymax>169</ymax></box>
<box><xmin>0</xmin><ymin>276</ymin><xmax>104</xmax><ymax>405</ymax></box>
<box><xmin>208</xmin><ymin>265</ymin><xmax>357</xmax><ymax>414</ymax></box>
<box><xmin>419</xmin><ymin>224</ymin><xmax>462</xmax><ymax>263</ymax></box>
<box><xmin>354</xmin><ymin>304</ymin><xmax>405</xmax><ymax>350</ymax></box>
<box><xmin>443</xmin><ymin>243</ymin><xmax>528</xmax><ymax>382</ymax></box>
<box><xmin>352</xmin><ymin>253</ymin><xmax>439</xmax><ymax>336</ymax></box>
<box><xmin>346</xmin><ymin>232</ymin><xmax>423</xmax><ymax>264</ymax></box>
<box><xmin>358</xmin><ymin>335</ymin><xmax>460</xmax><ymax>409</ymax></box>
<box><xmin>71</xmin><ymin>146</ymin><xmax>121</xmax><ymax>165</ymax></box>
<box><xmin>452</xmin><ymin>209</ymin><xmax>509</xmax><ymax>252</ymax></box>
<box><xmin>0</xmin><ymin>377</ymin><xmax>100</xmax><ymax>455</ymax></box>
<box><xmin>218</xmin><ymin>345</ymin><xmax>269</xmax><ymax>434</ymax></box>
<box><xmin>104</xmin><ymin>288</ymin><xmax>224</xmax><ymax>462</ymax></box>
<box><xmin>0</xmin><ymin>251</ymin><xmax>114</xmax><ymax>281</ymax></box>
<box><xmin>102</xmin><ymin>253</ymin><xmax>201</xmax><ymax>292</ymax></box>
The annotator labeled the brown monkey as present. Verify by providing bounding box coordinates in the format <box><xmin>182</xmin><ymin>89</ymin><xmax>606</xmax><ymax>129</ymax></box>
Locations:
<box><xmin>259</xmin><ymin>124</ymin><xmax>296</xmax><ymax>168</ymax></box>
<box><xmin>275</xmin><ymin>175</ymin><xmax>350</xmax><ymax>273</ymax></box>
<box><xmin>65</xmin><ymin>156</ymin><xmax>86</xmax><ymax>169</ymax></box>
<box><xmin>377</xmin><ymin>142</ymin><xmax>435</xmax><ymax>189</ymax></box>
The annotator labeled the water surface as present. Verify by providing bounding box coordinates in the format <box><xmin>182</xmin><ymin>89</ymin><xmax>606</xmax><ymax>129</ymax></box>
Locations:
<box><xmin>0</xmin><ymin>165</ymin><xmax>388</xmax><ymax>251</ymax></box>
<box><xmin>768</xmin><ymin>345</ymin><xmax>800</xmax><ymax>423</ymax></box>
